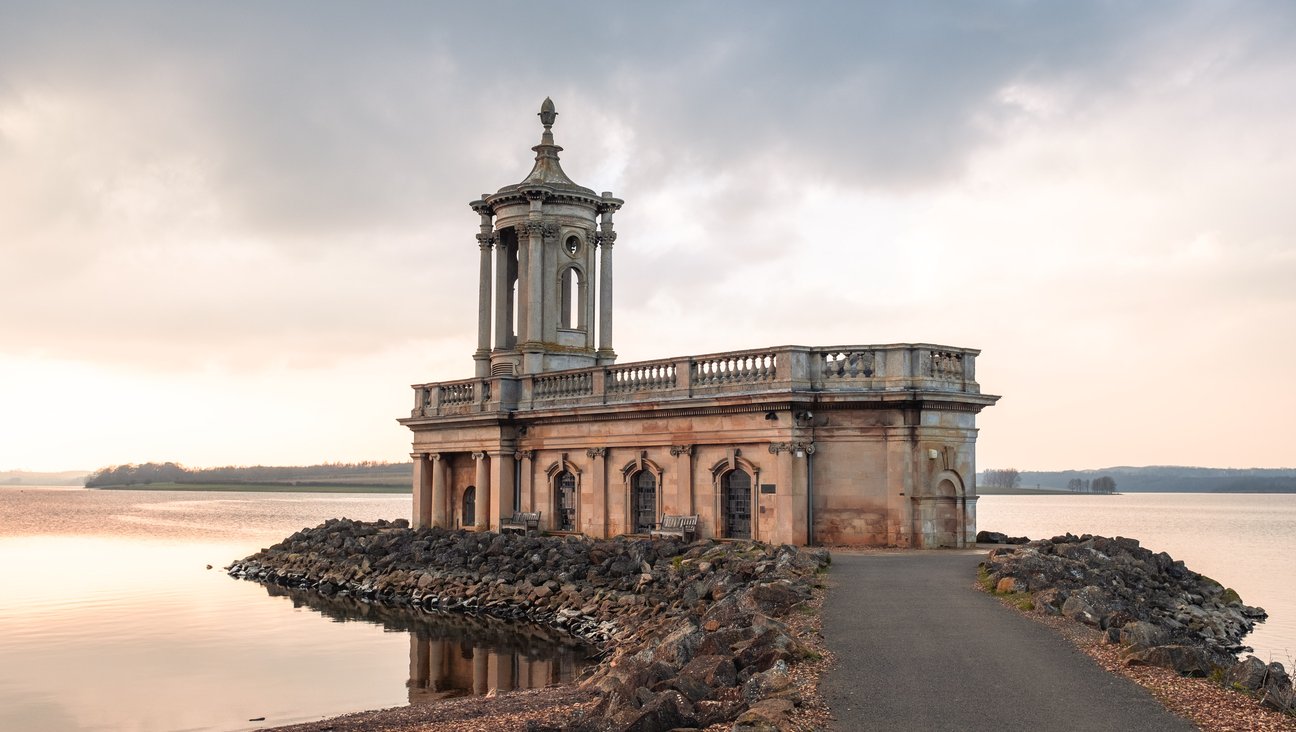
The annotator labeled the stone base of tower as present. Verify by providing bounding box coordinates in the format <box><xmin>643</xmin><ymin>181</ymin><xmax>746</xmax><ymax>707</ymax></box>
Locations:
<box><xmin>400</xmin><ymin>343</ymin><xmax>997</xmax><ymax>548</ymax></box>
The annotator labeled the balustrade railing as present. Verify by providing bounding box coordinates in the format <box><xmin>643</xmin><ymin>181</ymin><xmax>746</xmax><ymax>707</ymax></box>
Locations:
<box><xmin>607</xmin><ymin>362</ymin><xmax>677</xmax><ymax>393</ymax></box>
<box><xmin>691</xmin><ymin>351</ymin><xmax>777</xmax><ymax>387</ymax></box>
<box><xmin>407</xmin><ymin>343</ymin><xmax>979</xmax><ymax>417</ymax></box>
<box><xmin>534</xmin><ymin>371</ymin><xmax>593</xmax><ymax>400</ymax></box>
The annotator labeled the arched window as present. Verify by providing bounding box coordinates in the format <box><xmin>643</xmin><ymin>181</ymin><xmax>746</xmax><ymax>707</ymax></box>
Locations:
<box><xmin>631</xmin><ymin>470</ymin><xmax>657</xmax><ymax>534</ymax></box>
<box><xmin>722</xmin><ymin>468</ymin><xmax>752</xmax><ymax>540</ymax></box>
<box><xmin>462</xmin><ymin>486</ymin><xmax>476</xmax><ymax>527</ymax></box>
<box><xmin>560</xmin><ymin>267</ymin><xmax>583</xmax><ymax>329</ymax></box>
<box><xmin>555</xmin><ymin>471</ymin><xmax>577</xmax><ymax>531</ymax></box>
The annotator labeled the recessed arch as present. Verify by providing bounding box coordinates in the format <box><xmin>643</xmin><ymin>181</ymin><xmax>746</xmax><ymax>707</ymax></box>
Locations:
<box><xmin>620</xmin><ymin>454</ymin><xmax>664</xmax><ymax>534</ymax></box>
<box><xmin>559</xmin><ymin>265</ymin><xmax>586</xmax><ymax>330</ymax></box>
<box><xmin>545</xmin><ymin>455</ymin><xmax>582</xmax><ymax>532</ymax></box>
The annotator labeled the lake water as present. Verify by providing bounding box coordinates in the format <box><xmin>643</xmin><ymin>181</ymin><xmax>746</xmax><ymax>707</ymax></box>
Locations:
<box><xmin>978</xmin><ymin>492</ymin><xmax>1296</xmax><ymax>665</ymax></box>
<box><xmin>3</xmin><ymin>488</ymin><xmax>1291</xmax><ymax>731</ymax></box>
<box><xmin>0</xmin><ymin>487</ymin><xmax>594</xmax><ymax>732</ymax></box>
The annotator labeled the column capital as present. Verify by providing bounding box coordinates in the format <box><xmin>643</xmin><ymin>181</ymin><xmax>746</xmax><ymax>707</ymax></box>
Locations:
<box><xmin>476</xmin><ymin>233</ymin><xmax>496</xmax><ymax>249</ymax></box>
<box><xmin>595</xmin><ymin>231</ymin><xmax>617</xmax><ymax>247</ymax></box>
<box><xmin>410</xmin><ymin>452</ymin><xmax>427</xmax><ymax>460</ymax></box>
<box><xmin>586</xmin><ymin>447</ymin><xmax>607</xmax><ymax>459</ymax></box>
<box><xmin>472</xmin><ymin>451</ymin><xmax>488</xmax><ymax>460</ymax></box>
<box><xmin>515</xmin><ymin>449</ymin><xmax>535</xmax><ymax>461</ymax></box>
<box><xmin>669</xmin><ymin>444</ymin><xmax>694</xmax><ymax>457</ymax></box>
<box><xmin>429</xmin><ymin>452</ymin><xmax>444</xmax><ymax>461</ymax></box>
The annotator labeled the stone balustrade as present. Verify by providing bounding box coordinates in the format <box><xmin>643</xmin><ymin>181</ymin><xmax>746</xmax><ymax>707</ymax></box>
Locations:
<box><xmin>409</xmin><ymin>343</ymin><xmax>981</xmax><ymax>418</ymax></box>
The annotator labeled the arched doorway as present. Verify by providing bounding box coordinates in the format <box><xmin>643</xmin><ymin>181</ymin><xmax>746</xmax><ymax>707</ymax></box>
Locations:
<box><xmin>555</xmin><ymin>471</ymin><xmax>577</xmax><ymax>531</ymax></box>
<box><xmin>631</xmin><ymin>470</ymin><xmax>656</xmax><ymax>534</ymax></box>
<box><xmin>462</xmin><ymin>486</ymin><xmax>476</xmax><ymax>528</ymax></box>
<box><xmin>722</xmin><ymin>468</ymin><xmax>752</xmax><ymax>540</ymax></box>
<box><xmin>933</xmin><ymin>478</ymin><xmax>959</xmax><ymax>547</ymax></box>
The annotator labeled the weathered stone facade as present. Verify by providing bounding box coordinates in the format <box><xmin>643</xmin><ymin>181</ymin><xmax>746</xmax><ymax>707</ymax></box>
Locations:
<box><xmin>399</xmin><ymin>100</ymin><xmax>998</xmax><ymax>547</ymax></box>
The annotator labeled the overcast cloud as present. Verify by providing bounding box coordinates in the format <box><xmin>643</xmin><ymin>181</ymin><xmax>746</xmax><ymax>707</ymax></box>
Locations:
<box><xmin>2</xmin><ymin>1</ymin><xmax>1294</xmax><ymax>471</ymax></box>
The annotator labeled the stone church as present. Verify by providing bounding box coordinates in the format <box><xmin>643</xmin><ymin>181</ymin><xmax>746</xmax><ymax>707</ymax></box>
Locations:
<box><xmin>400</xmin><ymin>99</ymin><xmax>997</xmax><ymax>547</ymax></box>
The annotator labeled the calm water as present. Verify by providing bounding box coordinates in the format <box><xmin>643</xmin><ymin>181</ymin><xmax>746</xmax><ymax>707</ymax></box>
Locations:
<box><xmin>979</xmin><ymin>492</ymin><xmax>1296</xmax><ymax>665</ymax></box>
<box><xmin>0</xmin><ymin>487</ymin><xmax>593</xmax><ymax>732</ymax></box>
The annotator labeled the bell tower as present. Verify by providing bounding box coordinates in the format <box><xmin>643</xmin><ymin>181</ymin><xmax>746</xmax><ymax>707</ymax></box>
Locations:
<box><xmin>469</xmin><ymin>99</ymin><xmax>623</xmax><ymax>376</ymax></box>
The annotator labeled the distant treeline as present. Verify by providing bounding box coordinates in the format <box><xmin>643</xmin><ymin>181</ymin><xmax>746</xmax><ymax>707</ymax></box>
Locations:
<box><xmin>982</xmin><ymin>468</ymin><xmax>1116</xmax><ymax>493</ymax></box>
<box><xmin>85</xmin><ymin>461</ymin><xmax>414</xmax><ymax>488</ymax></box>
<box><xmin>1013</xmin><ymin>466</ymin><xmax>1296</xmax><ymax>493</ymax></box>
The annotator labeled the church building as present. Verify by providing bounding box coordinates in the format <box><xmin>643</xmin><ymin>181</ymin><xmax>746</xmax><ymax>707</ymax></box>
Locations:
<box><xmin>399</xmin><ymin>99</ymin><xmax>998</xmax><ymax>547</ymax></box>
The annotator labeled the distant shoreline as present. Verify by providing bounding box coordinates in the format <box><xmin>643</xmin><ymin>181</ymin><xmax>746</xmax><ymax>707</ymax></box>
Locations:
<box><xmin>978</xmin><ymin>486</ymin><xmax>1109</xmax><ymax>496</ymax></box>
<box><xmin>91</xmin><ymin>482</ymin><xmax>408</xmax><ymax>494</ymax></box>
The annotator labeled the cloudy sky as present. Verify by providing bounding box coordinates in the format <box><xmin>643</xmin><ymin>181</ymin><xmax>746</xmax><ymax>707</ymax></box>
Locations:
<box><xmin>2</xmin><ymin>1</ymin><xmax>1293</xmax><ymax>473</ymax></box>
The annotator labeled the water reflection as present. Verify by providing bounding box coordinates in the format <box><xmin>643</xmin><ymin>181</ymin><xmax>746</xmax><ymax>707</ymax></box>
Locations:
<box><xmin>258</xmin><ymin>584</ymin><xmax>596</xmax><ymax>702</ymax></box>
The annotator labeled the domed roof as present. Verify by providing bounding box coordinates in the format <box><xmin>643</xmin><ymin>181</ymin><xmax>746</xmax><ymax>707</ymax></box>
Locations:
<box><xmin>494</xmin><ymin>98</ymin><xmax>597</xmax><ymax>198</ymax></box>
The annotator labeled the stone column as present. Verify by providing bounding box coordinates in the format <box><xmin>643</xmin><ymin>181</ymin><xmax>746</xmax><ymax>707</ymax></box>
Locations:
<box><xmin>596</xmin><ymin>195</ymin><xmax>619</xmax><ymax>363</ymax></box>
<box><xmin>411</xmin><ymin>453</ymin><xmax>432</xmax><ymax>529</ymax></box>
<box><xmin>494</xmin><ymin>235</ymin><xmax>511</xmax><ymax>350</ymax></box>
<box><xmin>430</xmin><ymin>453</ymin><xmax>447</xmax><ymax>529</ymax></box>
<box><xmin>489</xmin><ymin>450</ymin><xmax>516</xmax><ymax>528</ymax></box>
<box><xmin>472</xmin><ymin>202</ymin><xmax>494</xmax><ymax>377</ymax></box>
<box><xmin>596</xmin><ymin>230</ymin><xmax>615</xmax><ymax>361</ymax></box>
<box><xmin>473</xmin><ymin>452</ymin><xmax>490</xmax><ymax>530</ymax></box>
<box><xmin>523</xmin><ymin>216</ymin><xmax>545</xmax><ymax>372</ymax></box>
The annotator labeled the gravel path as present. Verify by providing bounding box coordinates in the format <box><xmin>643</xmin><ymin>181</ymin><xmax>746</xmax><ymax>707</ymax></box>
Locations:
<box><xmin>820</xmin><ymin>550</ymin><xmax>1196</xmax><ymax>732</ymax></box>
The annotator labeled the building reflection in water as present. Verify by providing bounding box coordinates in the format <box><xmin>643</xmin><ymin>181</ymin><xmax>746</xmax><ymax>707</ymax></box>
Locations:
<box><xmin>407</xmin><ymin>632</ymin><xmax>584</xmax><ymax>703</ymax></box>
<box><xmin>260</xmin><ymin>583</ymin><xmax>595</xmax><ymax>705</ymax></box>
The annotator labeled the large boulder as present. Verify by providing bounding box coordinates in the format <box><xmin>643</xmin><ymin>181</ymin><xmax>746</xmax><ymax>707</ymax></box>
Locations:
<box><xmin>1119</xmin><ymin>620</ymin><xmax>1169</xmax><ymax>649</ymax></box>
<box><xmin>1123</xmin><ymin>645</ymin><xmax>1218</xmax><ymax>678</ymax></box>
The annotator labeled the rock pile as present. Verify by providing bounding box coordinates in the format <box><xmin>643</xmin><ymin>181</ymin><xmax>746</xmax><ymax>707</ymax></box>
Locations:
<box><xmin>982</xmin><ymin>533</ymin><xmax>1292</xmax><ymax>713</ymax></box>
<box><xmin>228</xmin><ymin>518</ymin><xmax>831</xmax><ymax>731</ymax></box>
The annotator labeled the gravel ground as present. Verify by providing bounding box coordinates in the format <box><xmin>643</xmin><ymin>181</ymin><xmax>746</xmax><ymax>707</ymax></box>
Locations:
<box><xmin>259</xmin><ymin>686</ymin><xmax>599</xmax><ymax>732</ymax></box>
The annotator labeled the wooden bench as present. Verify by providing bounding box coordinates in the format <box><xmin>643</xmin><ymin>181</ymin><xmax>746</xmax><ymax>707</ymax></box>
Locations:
<box><xmin>650</xmin><ymin>515</ymin><xmax>699</xmax><ymax>542</ymax></box>
<box><xmin>500</xmin><ymin>511</ymin><xmax>542</xmax><ymax>535</ymax></box>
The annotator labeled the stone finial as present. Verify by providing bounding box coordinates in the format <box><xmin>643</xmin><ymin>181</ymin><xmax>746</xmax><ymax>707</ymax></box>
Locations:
<box><xmin>539</xmin><ymin>97</ymin><xmax>557</xmax><ymax>128</ymax></box>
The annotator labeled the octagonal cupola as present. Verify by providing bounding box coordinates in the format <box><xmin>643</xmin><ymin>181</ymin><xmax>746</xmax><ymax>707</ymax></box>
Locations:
<box><xmin>469</xmin><ymin>99</ymin><xmax>623</xmax><ymax>377</ymax></box>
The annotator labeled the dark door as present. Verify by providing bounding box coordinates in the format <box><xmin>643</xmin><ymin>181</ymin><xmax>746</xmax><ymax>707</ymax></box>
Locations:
<box><xmin>632</xmin><ymin>470</ymin><xmax>656</xmax><ymax>533</ymax></box>
<box><xmin>723</xmin><ymin>468</ymin><xmax>752</xmax><ymax>539</ymax></box>
<box><xmin>462</xmin><ymin>486</ymin><xmax>475</xmax><ymax>527</ymax></box>
<box><xmin>556</xmin><ymin>471</ymin><xmax>577</xmax><ymax>531</ymax></box>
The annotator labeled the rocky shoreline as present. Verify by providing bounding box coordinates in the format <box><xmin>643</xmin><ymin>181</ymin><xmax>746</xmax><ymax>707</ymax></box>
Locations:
<box><xmin>228</xmin><ymin>518</ymin><xmax>830</xmax><ymax>731</ymax></box>
<box><xmin>979</xmin><ymin>532</ymin><xmax>1294</xmax><ymax>715</ymax></box>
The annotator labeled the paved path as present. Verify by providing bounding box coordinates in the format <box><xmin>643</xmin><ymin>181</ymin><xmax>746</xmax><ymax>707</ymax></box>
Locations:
<box><xmin>820</xmin><ymin>551</ymin><xmax>1195</xmax><ymax>731</ymax></box>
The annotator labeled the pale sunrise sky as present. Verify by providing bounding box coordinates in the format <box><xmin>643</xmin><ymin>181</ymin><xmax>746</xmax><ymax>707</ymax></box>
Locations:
<box><xmin>2</xmin><ymin>2</ymin><xmax>1294</xmax><ymax>473</ymax></box>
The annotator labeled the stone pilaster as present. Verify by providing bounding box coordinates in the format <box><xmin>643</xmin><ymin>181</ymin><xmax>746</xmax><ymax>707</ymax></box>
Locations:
<box><xmin>516</xmin><ymin>450</ymin><xmax>534</xmax><ymax>512</ymax></box>
<box><xmin>430</xmin><ymin>453</ymin><xmax>447</xmax><ymax>528</ymax></box>
<box><xmin>473</xmin><ymin>452</ymin><xmax>490</xmax><ymax>530</ymax></box>
<box><xmin>585</xmin><ymin>447</ymin><xmax>607</xmax><ymax>537</ymax></box>
<box><xmin>489</xmin><ymin>450</ymin><xmax>516</xmax><ymax>528</ymax></box>
<box><xmin>670</xmin><ymin>444</ymin><xmax>695</xmax><ymax>517</ymax></box>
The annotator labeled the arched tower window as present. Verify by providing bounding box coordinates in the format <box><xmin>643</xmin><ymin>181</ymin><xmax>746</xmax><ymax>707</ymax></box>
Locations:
<box><xmin>555</xmin><ymin>470</ymin><xmax>577</xmax><ymax>531</ymax></box>
<box><xmin>722</xmin><ymin>468</ymin><xmax>752</xmax><ymax>540</ymax></box>
<box><xmin>631</xmin><ymin>470</ymin><xmax>657</xmax><ymax>533</ymax></box>
<box><xmin>560</xmin><ymin>267</ymin><xmax>583</xmax><ymax>330</ymax></box>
